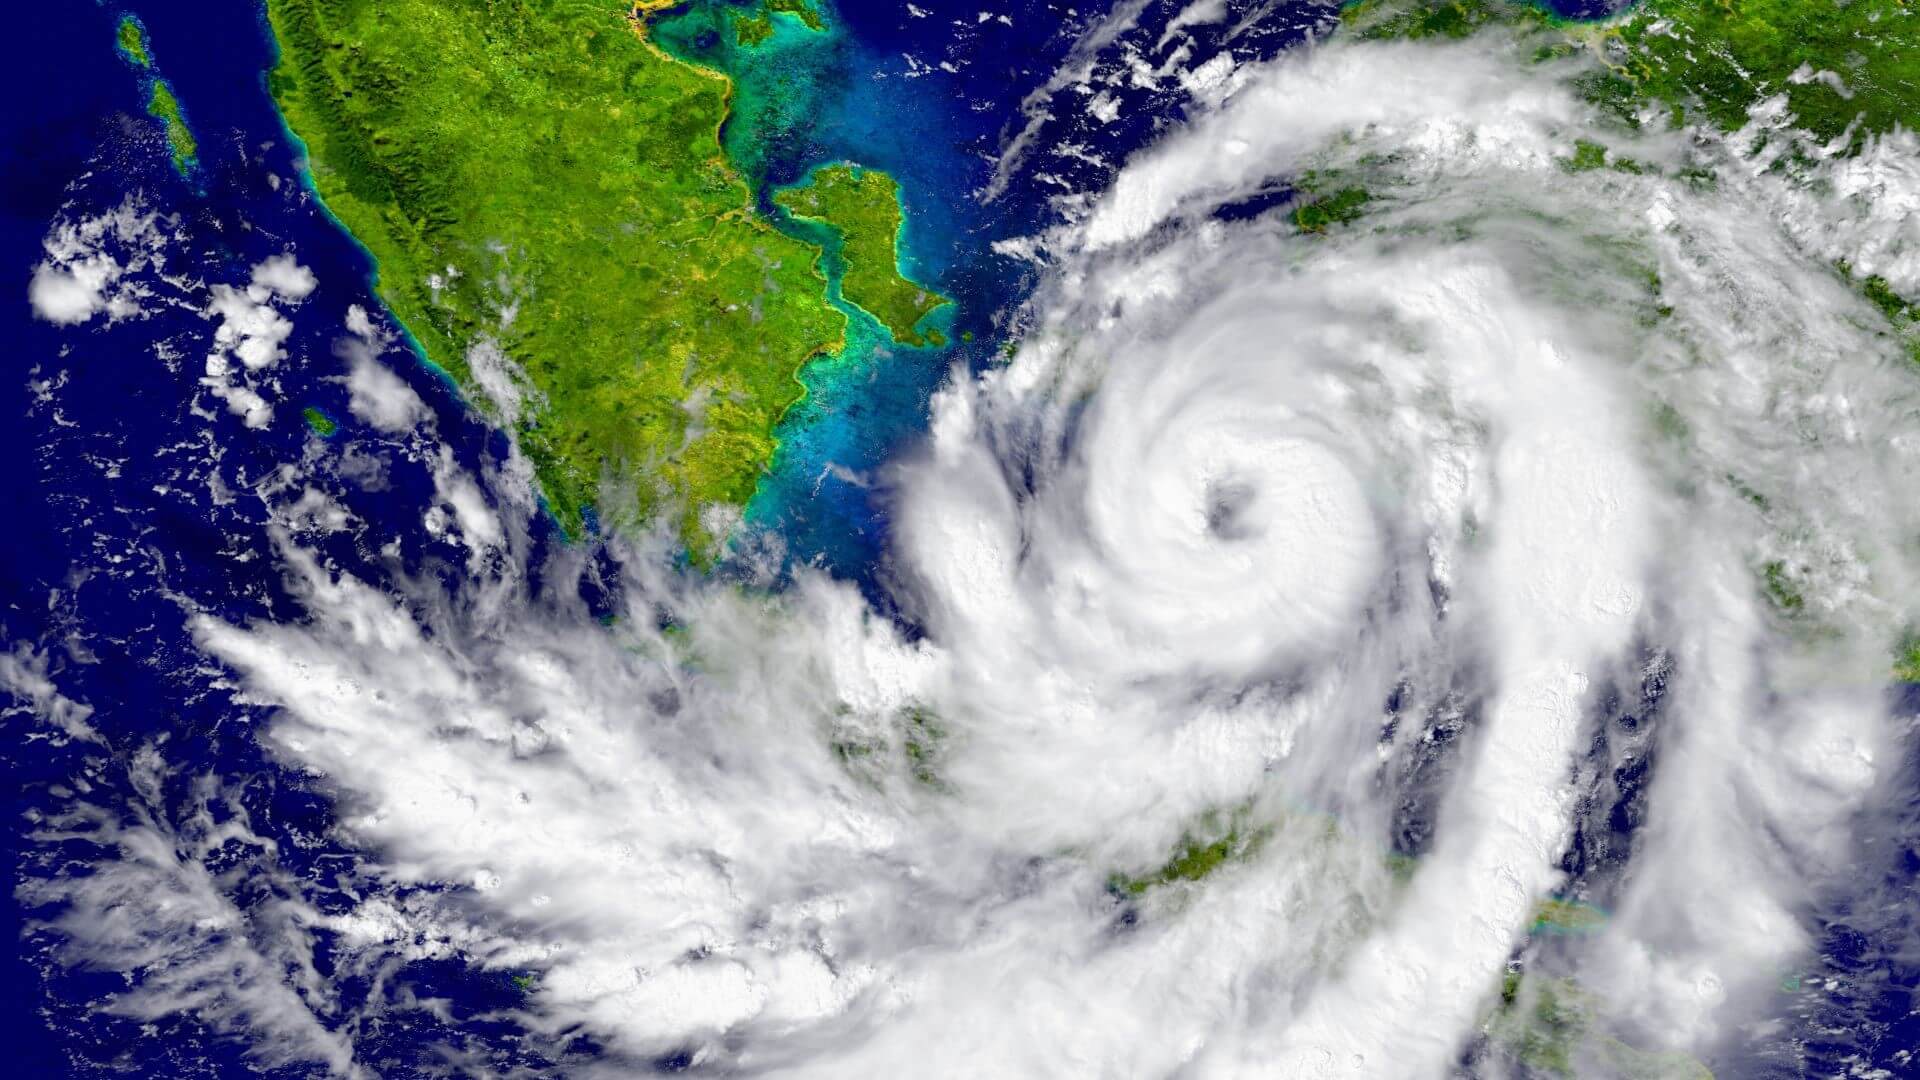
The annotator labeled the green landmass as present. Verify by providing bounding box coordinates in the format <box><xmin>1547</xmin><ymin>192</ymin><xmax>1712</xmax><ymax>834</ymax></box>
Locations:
<box><xmin>734</xmin><ymin>12</ymin><xmax>775</xmax><ymax>46</ymax></box>
<box><xmin>1491</xmin><ymin>974</ymin><xmax>1714</xmax><ymax>1079</ymax></box>
<box><xmin>115</xmin><ymin>14</ymin><xmax>197</xmax><ymax>177</ymax></box>
<box><xmin>1563</xmin><ymin>136</ymin><xmax>1648</xmax><ymax>177</ymax></box>
<box><xmin>146</xmin><ymin>81</ymin><xmax>197</xmax><ymax>176</ymax></box>
<box><xmin>1347</xmin><ymin>0</ymin><xmax>1920</xmax><ymax>152</ymax></box>
<box><xmin>735</xmin><ymin>0</ymin><xmax>824</xmax><ymax>43</ymax></box>
<box><xmin>1342</xmin><ymin>0</ymin><xmax>1538</xmax><ymax>40</ymax></box>
<box><xmin>775</xmin><ymin>164</ymin><xmax>951</xmax><ymax>347</ymax></box>
<box><xmin>1344</xmin><ymin>0</ymin><xmax>1920</xmax><ymax>319</ymax></box>
<box><xmin>1893</xmin><ymin>632</ymin><xmax>1920</xmax><ymax>682</ymax></box>
<box><xmin>768</xmin><ymin>0</ymin><xmax>825</xmax><ymax>31</ymax></box>
<box><xmin>900</xmin><ymin>705</ymin><xmax>946</xmax><ymax>789</ymax></box>
<box><xmin>1291</xmin><ymin>186</ymin><xmax>1373</xmax><ymax>233</ymax></box>
<box><xmin>1110</xmin><ymin>808</ymin><xmax>1271</xmax><ymax>897</ymax></box>
<box><xmin>1590</xmin><ymin>0</ymin><xmax>1920</xmax><ymax>149</ymax></box>
<box><xmin>302</xmin><ymin>406</ymin><xmax>338</xmax><ymax>437</ymax></box>
<box><xmin>827</xmin><ymin>702</ymin><xmax>949</xmax><ymax>790</ymax></box>
<box><xmin>116</xmin><ymin>14</ymin><xmax>151</xmax><ymax>67</ymax></box>
<box><xmin>264</xmin><ymin>0</ymin><xmax>933</xmax><ymax>543</ymax></box>
<box><xmin>1531</xmin><ymin>897</ymin><xmax>1607</xmax><ymax>934</ymax></box>
<box><xmin>1761</xmin><ymin>559</ymin><xmax>1806</xmax><ymax>615</ymax></box>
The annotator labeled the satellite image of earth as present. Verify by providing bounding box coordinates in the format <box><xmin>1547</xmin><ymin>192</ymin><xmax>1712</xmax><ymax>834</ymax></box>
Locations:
<box><xmin>7</xmin><ymin>0</ymin><xmax>1920</xmax><ymax>1076</ymax></box>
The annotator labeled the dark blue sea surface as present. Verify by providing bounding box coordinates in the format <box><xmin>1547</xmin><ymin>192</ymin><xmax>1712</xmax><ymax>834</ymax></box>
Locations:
<box><xmin>7</xmin><ymin>1</ymin><xmax>1918</xmax><ymax>1076</ymax></box>
<box><xmin>0</xmin><ymin>1</ymin><xmax>1342</xmax><ymax>1073</ymax></box>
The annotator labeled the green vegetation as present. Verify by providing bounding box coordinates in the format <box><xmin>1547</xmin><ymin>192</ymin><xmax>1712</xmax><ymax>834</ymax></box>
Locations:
<box><xmin>1563</xmin><ymin>137</ymin><xmax>1646</xmax><ymax>177</ymax></box>
<box><xmin>1343</xmin><ymin>0</ymin><xmax>1543</xmax><ymax>40</ymax></box>
<box><xmin>768</xmin><ymin>0</ymin><xmax>825</xmax><ymax>31</ymax></box>
<box><xmin>827</xmin><ymin>703</ymin><xmax>949</xmax><ymax>790</ymax></box>
<box><xmin>1593</xmin><ymin>0</ymin><xmax>1920</xmax><ymax>149</ymax></box>
<box><xmin>1110</xmin><ymin>808</ymin><xmax>1270</xmax><ymax>897</ymax></box>
<box><xmin>302</xmin><ymin>406</ymin><xmax>338</xmax><ymax>437</ymax></box>
<box><xmin>776</xmin><ymin>165</ymin><xmax>951</xmax><ymax>347</ymax></box>
<box><xmin>146</xmin><ymin>82</ymin><xmax>197</xmax><ymax>176</ymax></box>
<box><xmin>1491</xmin><ymin>974</ymin><xmax>1713</xmax><ymax>1078</ymax></box>
<box><xmin>116</xmin><ymin>14</ymin><xmax>150</xmax><ymax>67</ymax></box>
<box><xmin>1894</xmin><ymin>633</ymin><xmax>1920</xmax><ymax>682</ymax></box>
<box><xmin>1291</xmin><ymin>186</ymin><xmax>1373</xmax><ymax>233</ymax></box>
<box><xmin>1530</xmin><ymin>897</ymin><xmax>1607</xmax><ymax>934</ymax></box>
<box><xmin>1344</xmin><ymin>0</ymin><xmax>1920</xmax><ymax>363</ymax></box>
<box><xmin>1349</xmin><ymin>0</ymin><xmax>1920</xmax><ymax>153</ymax></box>
<box><xmin>1567</xmin><ymin>138</ymin><xmax>1610</xmax><ymax>172</ymax></box>
<box><xmin>731</xmin><ymin>0</ymin><xmax>825</xmax><ymax>40</ymax></box>
<box><xmin>1761</xmin><ymin>559</ymin><xmax>1806</xmax><ymax>614</ymax></box>
<box><xmin>265</xmin><ymin>0</ymin><xmax>933</xmax><ymax>544</ymax></box>
<box><xmin>900</xmin><ymin>706</ymin><xmax>946</xmax><ymax>789</ymax></box>
<box><xmin>734</xmin><ymin>12</ymin><xmax>775</xmax><ymax>46</ymax></box>
<box><xmin>115</xmin><ymin>14</ymin><xmax>196</xmax><ymax>177</ymax></box>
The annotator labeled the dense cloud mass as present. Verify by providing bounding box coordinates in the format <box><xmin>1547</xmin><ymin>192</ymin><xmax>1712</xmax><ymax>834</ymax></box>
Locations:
<box><xmin>24</xmin><ymin>14</ymin><xmax>1920</xmax><ymax>1080</ymax></box>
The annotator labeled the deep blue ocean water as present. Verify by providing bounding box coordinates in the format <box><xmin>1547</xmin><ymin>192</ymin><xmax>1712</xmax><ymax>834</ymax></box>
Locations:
<box><xmin>0</xmin><ymin>1</ymin><xmax>1343</xmax><ymax>1072</ymax></box>
<box><xmin>4</xmin><ymin>1</ymin><xmax>1915</xmax><ymax>1075</ymax></box>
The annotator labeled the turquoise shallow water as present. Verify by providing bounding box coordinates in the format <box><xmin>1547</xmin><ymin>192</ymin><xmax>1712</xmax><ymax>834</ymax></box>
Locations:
<box><xmin>654</xmin><ymin>1</ymin><xmax>1033</xmax><ymax>587</ymax></box>
<box><xmin>13</xmin><ymin>3</ymin><xmax>1920</xmax><ymax>1076</ymax></box>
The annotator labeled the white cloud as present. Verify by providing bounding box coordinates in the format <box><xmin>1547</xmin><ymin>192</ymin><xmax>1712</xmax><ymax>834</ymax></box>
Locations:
<box><xmin>18</xmin><ymin>748</ymin><xmax>363</xmax><ymax>1076</ymax></box>
<box><xmin>333</xmin><ymin>302</ymin><xmax>428</xmax><ymax>433</ymax></box>
<box><xmin>40</xmin><ymin>13</ymin><xmax>1920</xmax><ymax>1079</ymax></box>
<box><xmin>465</xmin><ymin>336</ymin><xmax>536</xmax><ymax>425</ymax></box>
<box><xmin>196</xmin><ymin>256</ymin><xmax>318</xmax><ymax>428</ymax></box>
<box><xmin>251</xmin><ymin>252</ymin><xmax>318</xmax><ymax>301</ymax></box>
<box><xmin>28</xmin><ymin>261</ymin><xmax>114</xmax><ymax>325</ymax></box>
<box><xmin>343</xmin><ymin>355</ymin><xmax>424</xmax><ymax>433</ymax></box>
<box><xmin>25</xmin><ymin>198</ymin><xmax>173</xmax><ymax>324</ymax></box>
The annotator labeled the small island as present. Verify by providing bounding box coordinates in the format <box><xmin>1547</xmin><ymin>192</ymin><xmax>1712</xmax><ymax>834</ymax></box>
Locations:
<box><xmin>115</xmin><ymin>15</ymin><xmax>197</xmax><ymax>177</ymax></box>
<box><xmin>776</xmin><ymin>164</ymin><xmax>952</xmax><ymax>349</ymax></box>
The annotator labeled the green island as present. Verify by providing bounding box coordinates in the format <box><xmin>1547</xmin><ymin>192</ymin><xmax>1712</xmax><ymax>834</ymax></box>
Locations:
<box><xmin>114</xmin><ymin>14</ymin><xmax>198</xmax><ymax>177</ymax></box>
<box><xmin>302</xmin><ymin>406</ymin><xmax>338</xmax><ymax>437</ymax></box>
<box><xmin>1109</xmin><ymin>807</ymin><xmax>1271</xmax><ymax>897</ymax></box>
<box><xmin>115</xmin><ymin>14</ymin><xmax>150</xmax><ymax>66</ymax></box>
<box><xmin>263</xmin><ymin>0</ymin><xmax>938</xmax><ymax>542</ymax></box>
<box><xmin>776</xmin><ymin>164</ymin><xmax>951</xmax><ymax>348</ymax></box>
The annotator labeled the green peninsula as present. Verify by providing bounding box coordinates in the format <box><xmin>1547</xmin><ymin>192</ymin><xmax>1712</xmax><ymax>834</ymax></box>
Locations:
<box><xmin>264</xmin><ymin>0</ymin><xmax>931</xmax><ymax>540</ymax></box>
<box><xmin>776</xmin><ymin>164</ymin><xmax>951</xmax><ymax>348</ymax></box>
<box><xmin>115</xmin><ymin>14</ymin><xmax>197</xmax><ymax>176</ymax></box>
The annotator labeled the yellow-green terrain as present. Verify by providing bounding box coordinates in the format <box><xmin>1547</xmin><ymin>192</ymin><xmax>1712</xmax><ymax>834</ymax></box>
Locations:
<box><xmin>264</xmin><ymin>0</ymin><xmax>940</xmax><ymax>540</ymax></box>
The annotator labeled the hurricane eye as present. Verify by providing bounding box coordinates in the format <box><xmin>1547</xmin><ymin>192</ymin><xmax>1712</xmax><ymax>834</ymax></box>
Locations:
<box><xmin>1204</xmin><ymin>479</ymin><xmax>1260</xmax><ymax>540</ymax></box>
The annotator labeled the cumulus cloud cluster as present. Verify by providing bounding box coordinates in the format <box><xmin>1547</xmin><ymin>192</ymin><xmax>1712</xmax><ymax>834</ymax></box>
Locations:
<box><xmin>200</xmin><ymin>252</ymin><xmax>317</xmax><ymax>427</ymax></box>
<box><xmin>27</xmin><ymin>197</ymin><xmax>178</xmax><ymax>325</ymax></box>
<box><xmin>23</xmin><ymin>198</ymin><xmax>321</xmax><ymax>432</ymax></box>
<box><xmin>27</xmin><ymin>13</ymin><xmax>1920</xmax><ymax>1080</ymax></box>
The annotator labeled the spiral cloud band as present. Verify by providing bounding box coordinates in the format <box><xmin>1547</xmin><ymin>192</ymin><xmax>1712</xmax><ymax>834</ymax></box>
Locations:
<box><xmin>52</xmin><ymin>14</ymin><xmax>1920</xmax><ymax>1079</ymax></box>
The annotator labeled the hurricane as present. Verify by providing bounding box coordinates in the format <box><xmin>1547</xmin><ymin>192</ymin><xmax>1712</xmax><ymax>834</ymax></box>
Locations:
<box><xmin>12</xmin><ymin>1</ymin><xmax>1920</xmax><ymax>1077</ymax></box>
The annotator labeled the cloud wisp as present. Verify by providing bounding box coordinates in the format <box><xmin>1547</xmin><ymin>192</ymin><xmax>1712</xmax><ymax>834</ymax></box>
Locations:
<box><xmin>28</xmin><ymin>18</ymin><xmax>1920</xmax><ymax>1080</ymax></box>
